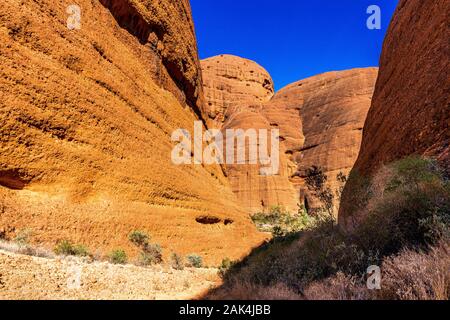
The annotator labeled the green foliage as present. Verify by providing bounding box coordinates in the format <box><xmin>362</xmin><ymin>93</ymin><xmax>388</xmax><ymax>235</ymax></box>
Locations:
<box><xmin>305</xmin><ymin>166</ymin><xmax>335</xmax><ymax>217</ymax></box>
<box><xmin>128</xmin><ymin>230</ymin><xmax>150</xmax><ymax>247</ymax></box>
<box><xmin>54</xmin><ymin>240</ymin><xmax>89</xmax><ymax>257</ymax></box>
<box><xmin>129</xmin><ymin>230</ymin><xmax>163</xmax><ymax>265</ymax></box>
<box><xmin>186</xmin><ymin>254</ymin><xmax>203</xmax><ymax>268</ymax></box>
<box><xmin>251</xmin><ymin>205</ymin><xmax>316</xmax><ymax>237</ymax></box>
<box><xmin>109</xmin><ymin>249</ymin><xmax>128</xmax><ymax>264</ymax></box>
<box><xmin>171</xmin><ymin>253</ymin><xmax>185</xmax><ymax>270</ymax></box>
<box><xmin>219</xmin><ymin>156</ymin><xmax>450</xmax><ymax>294</ymax></box>
<box><xmin>218</xmin><ymin>258</ymin><xmax>236</xmax><ymax>278</ymax></box>
<box><xmin>354</xmin><ymin>156</ymin><xmax>450</xmax><ymax>255</ymax></box>
<box><xmin>139</xmin><ymin>244</ymin><xmax>163</xmax><ymax>266</ymax></box>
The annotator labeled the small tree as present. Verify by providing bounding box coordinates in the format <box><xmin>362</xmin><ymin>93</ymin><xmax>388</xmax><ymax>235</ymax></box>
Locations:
<box><xmin>305</xmin><ymin>166</ymin><xmax>335</xmax><ymax>225</ymax></box>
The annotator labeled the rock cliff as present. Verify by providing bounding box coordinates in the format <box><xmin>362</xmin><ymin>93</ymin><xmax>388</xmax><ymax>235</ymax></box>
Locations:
<box><xmin>0</xmin><ymin>0</ymin><xmax>265</xmax><ymax>264</ymax></box>
<box><xmin>339</xmin><ymin>0</ymin><xmax>450</xmax><ymax>227</ymax></box>
<box><xmin>202</xmin><ymin>55</ymin><xmax>378</xmax><ymax>214</ymax></box>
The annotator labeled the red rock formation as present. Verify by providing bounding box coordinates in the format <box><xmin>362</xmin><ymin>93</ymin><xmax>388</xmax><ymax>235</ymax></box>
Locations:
<box><xmin>267</xmin><ymin>69</ymin><xmax>378</xmax><ymax>214</ymax></box>
<box><xmin>339</xmin><ymin>0</ymin><xmax>450</xmax><ymax>227</ymax></box>
<box><xmin>0</xmin><ymin>0</ymin><xmax>265</xmax><ymax>264</ymax></box>
<box><xmin>202</xmin><ymin>54</ymin><xmax>378</xmax><ymax>214</ymax></box>
<box><xmin>202</xmin><ymin>55</ymin><xmax>274</xmax><ymax>128</ymax></box>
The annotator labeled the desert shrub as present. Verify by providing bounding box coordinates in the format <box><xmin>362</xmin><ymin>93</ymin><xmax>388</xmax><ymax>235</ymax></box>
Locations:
<box><xmin>353</xmin><ymin>156</ymin><xmax>450</xmax><ymax>257</ymax></box>
<box><xmin>171</xmin><ymin>253</ymin><xmax>184</xmax><ymax>270</ymax></box>
<box><xmin>305</xmin><ymin>166</ymin><xmax>335</xmax><ymax>217</ymax></box>
<box><xmin>128</xmin><ymin>230</ymin><xmax>149</xmax><ymax>247</ymax></box>
<box><xmin>128</xmin><ymin>230</ymin><xmax>163</xmax><ymax>265</ymax></box>
<box><xmin>14</xmin><ymin>229</ymin><xmax>33</xmax><ymax>246</ymax></box>
<box><xmin>207</xmin><ymin>281</ymin><xmax>302</xmax><ymax>300</ymax></box>
<box><xmin>54</xmin><ymin>240</ymin><xmax>89</xmax><ymax>257</ymax></box>
<box><xmin>211</xmin><ymin>156</ymin><xmax>449</xmax><ymax>299</ymax></box>
<box><xmin>186</xmin><ymin>254</ymin><xmax>203</xmax><ymax>268</ymax></box>
<box><xmin>218</xmin><ymin>258</ymin><xmax>236</xmax><ymax>278</ymax></box>
<box><xmin>303</xmin><ymin>272</ymin><xmax>369</xmax><ymax>300</ymax></box>
<box><xmin>376</xmin><ymin>242</ymin><xmax>450</xmax><ymax>300</ymax></box>
<box><xmin>138</xmin><ymin>243</ymin><xmax>163</xmax><ymax>266</ymax></box>
<box><xmin>109</xmin><ymin>249</ymin><xmax>127</xmax><ymax>264</ymax></box>
<box><xmin>251</xmin><ymin>205</ymin><xmax>315</xmax><ymax>237</ymax></box>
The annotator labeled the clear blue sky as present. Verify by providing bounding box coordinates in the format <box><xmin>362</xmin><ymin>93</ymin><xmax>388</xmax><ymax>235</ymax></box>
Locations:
<box><xmin>191</xmin><ymin>0</ymin><xmax>399</xmax><ymax>91</ymax></box>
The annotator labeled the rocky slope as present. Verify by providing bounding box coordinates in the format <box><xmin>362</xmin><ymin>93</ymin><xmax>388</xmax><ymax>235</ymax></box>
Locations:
<box><xmin>0</xmin><ymin>248</ymin><xmax>219</xmax><ymax>300</ymax></box>
<box><xmin>202</xmin><ymin>55</ymin><xmax>378</xmax><ymax>214</ymax></box>
<box><xmin>0</xmin><ymin>0</ymin><xmax>265</xmax><ymax>264</ymax></box>
<box><xmin>339</xmin><ymin>0</ymin><xmax>450</xmax><ymax>227</ymax></box>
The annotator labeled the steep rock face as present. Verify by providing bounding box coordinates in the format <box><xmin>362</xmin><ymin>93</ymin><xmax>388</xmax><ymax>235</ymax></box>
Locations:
<box><xmin>0</xmin><ymin>0</ymin><xmax>265</xmax><ymax>264</ymax></box>
<box><xmin>271</xmin><ymin>69</ymin><xmax>379</xmax><ymax>214</ymax></box>
<box><xmin>202</xmin><ymin>55</ymin><xmax>298</xmax><ymax>213</ymax></box>
<box><xmin>222</xmin><ymin>109</ymin><xmax>299</xmax><ymax>213</ymax></box>
<box><xmin>201</xmin><ymin>55</ymin><xmax>274</xmax><ymax>128</ymax></box>
<box><xmin>339</xmin><ymin>0</ymin><xmax>449</xmax><ymax>227</ymax></box>
<box><xmin>202</xmin><ymin>54</ymin><xmax>378</xmax><ymax>214</ymax></box>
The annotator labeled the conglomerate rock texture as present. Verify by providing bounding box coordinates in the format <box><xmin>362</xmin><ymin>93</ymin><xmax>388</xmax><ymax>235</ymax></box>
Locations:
<box><xmin>339</xmin><ymin>0</ymin><xmax>450</xmax><ymax>228</ymax></box>
<box><xmin>202</xmin><ymin>55</ymin><xmax>378</xmax><ymax>214</ymax></box>
<box><xmin>0</xmin><ymin>0</ymin><xmax>265</xmax><ymax>264</ymax></box>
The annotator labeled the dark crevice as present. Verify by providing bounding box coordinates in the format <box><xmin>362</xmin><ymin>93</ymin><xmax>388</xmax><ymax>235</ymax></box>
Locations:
<box><xmin>0</xmin><ymin>169</ymin><xmax>30</xmax><ymax>190</ymax></box>
<box><xmin>196</xmin><ymin>216</ymin><xmax>222</xmax><ymax>225</ymax></box>
<box><xmin>299</xmin><ymin>144</ymin><xmax>320</xmax><ymax>152</ymax></box>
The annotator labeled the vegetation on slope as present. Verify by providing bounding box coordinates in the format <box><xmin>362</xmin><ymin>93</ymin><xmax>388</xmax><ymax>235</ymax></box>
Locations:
<box><xmin>206</xmin><ymin>156</ymin><xmax>450</xmax><ymax>300</ymax></box>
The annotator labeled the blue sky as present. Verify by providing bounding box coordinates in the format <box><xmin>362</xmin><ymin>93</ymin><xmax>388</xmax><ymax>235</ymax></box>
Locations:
<box><xmin>191</xmin><ymin>0</ymin><xmax>399</xmax><ymax>91</ymax></box>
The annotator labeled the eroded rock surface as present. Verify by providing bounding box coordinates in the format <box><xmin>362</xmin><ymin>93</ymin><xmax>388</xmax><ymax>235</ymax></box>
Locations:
<box><xmin>0</xmin><ymin>0</ymin><xmax>265</xmax><ymax>264</ymax></box>
<box><xmin>201</xmin><ymin>55</ymin><xmax>274</xmax><ymax>128</ymax></box>
<box><xmin>202</xmin><ymin>54</ymin><xmax>378</xmax><ymax>214</ymax></box>
<box><xmin>339</xmin><ymin>0</ymin><xmax>450</xmax><ymax>227</ymax></box>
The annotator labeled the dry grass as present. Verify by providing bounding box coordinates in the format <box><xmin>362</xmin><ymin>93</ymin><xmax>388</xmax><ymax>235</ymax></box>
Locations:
<box><xmin>376</xmin><ymin>242</ymin><xmax>450</xmax><ymax>300</ymax></box>
<box><xmin>206</xmin><ymin>281</ymin><xmax>302</xmax><ymax>300</ymax></box>
<box><xmin>303</xmin><ymin>241</ymin><xmax>450</xmax><ymax>301</ymax></box>
<box><xmin>0</xmin><ymin>240</ymin><xmax>55</xmax><ymax>259</ymax></box>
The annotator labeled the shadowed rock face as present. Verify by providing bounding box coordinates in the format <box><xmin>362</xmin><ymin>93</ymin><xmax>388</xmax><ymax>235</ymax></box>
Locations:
<box><xmin>202</xmin><ymin>54</ymin><xmax>378</xmax><ymax>214</ymax></box>
<box><xmin>339</xmin><ymin>0</ymin><xmax>450</xmax><ymax>228</ymax></box>
<box><xmin>0</xmin><ymin>0</ymin><xmax>265</xmax><ymax>264</ymax></box>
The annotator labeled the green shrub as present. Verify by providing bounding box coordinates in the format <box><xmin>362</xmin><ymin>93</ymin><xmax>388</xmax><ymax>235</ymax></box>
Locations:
<box><xmin>215</xmin><ymin>156</ymin><xmax>450</xmax><ymax>295</ymax></box>
<box><xmin>218</xmin><ymin>258</ymin><xmax>235</xmax><ymax>278</ymax></box>
<box><xmin>186</xmin><ymin>254</ymin><xmax>203</xmax><ymax>268</ymax></box>
<box><xmin>54</xmin><ymin>240</ymin><xmax>89</xmax><ymax>257</ymax></box>
<box><xmin>251</xmin><ymin>205</ymin><xmax>315</xmax><ymax>237</ymax></box>
<box><xmin>128</xmin><ymin>230</ymin><xmax>149</xmax><ymax>247</ymax></box>
<box><xmin>171</xmin><ymin>253</ymin><xmax>184</xmax><ymax>270</ymax></box>
<box><xmin>139</xmin><ymin>244</ymin><xmax>163</xmax><ymax>266</ymax></box>
<box><xmin>128</xmin><ymin>230</ymin><xmax>163</xmax><ymax>266</ymax></box>
<box><xmin>109</xmin><ymin>249</ymin><xmax>127</xmax><ymax>264</ymax></box>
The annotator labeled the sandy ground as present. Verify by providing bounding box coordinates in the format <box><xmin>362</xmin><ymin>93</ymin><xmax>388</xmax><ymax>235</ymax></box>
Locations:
<box><xmin>0</xmin><ymin>249</ymin><xmax>220</xmax><ymax>300</ymax></box>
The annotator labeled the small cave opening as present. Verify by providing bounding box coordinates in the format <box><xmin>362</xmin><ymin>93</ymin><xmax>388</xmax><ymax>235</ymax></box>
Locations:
<box><xmin>196</xmin><ymin>216</ymin><xmax>222</xmax><ymax>225</ymax></box>
<box><xmin>224</xmin><ymin>219</ymin><xmax>234</xmax><ymax>226</ymax></box>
